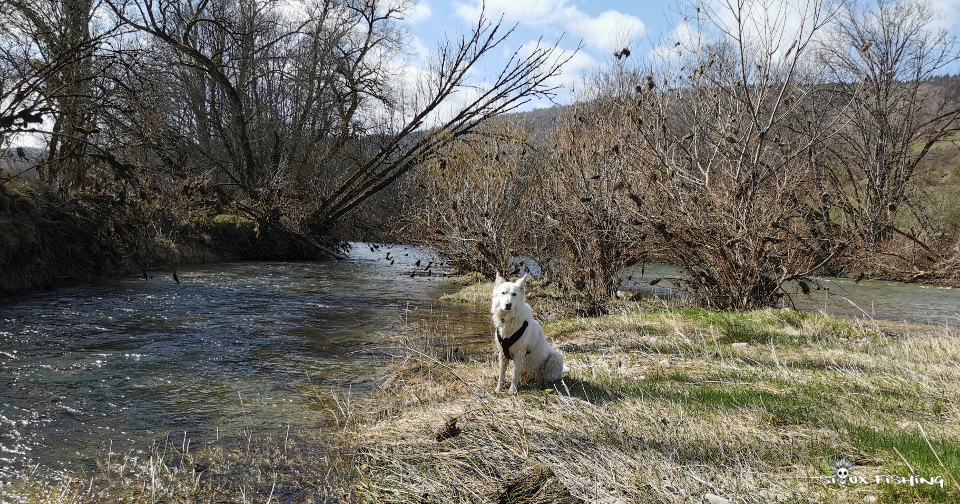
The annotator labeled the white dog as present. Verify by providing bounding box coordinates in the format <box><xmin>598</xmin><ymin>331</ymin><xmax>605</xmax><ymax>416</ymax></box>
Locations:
<box><xmin>491</xmin><ymin>273</ymin><xmax>565</xmax><ymax>394</ymax></box>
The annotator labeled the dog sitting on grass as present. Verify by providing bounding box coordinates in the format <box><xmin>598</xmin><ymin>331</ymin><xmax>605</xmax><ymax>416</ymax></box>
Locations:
<box><xmin>491</xmin><ymin>274</ymin><xmax>565</xmax><ymax>394</ymax></box>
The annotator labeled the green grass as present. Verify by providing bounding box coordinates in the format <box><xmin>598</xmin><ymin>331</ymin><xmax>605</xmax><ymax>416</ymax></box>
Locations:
<box><xmin>11</xmin><ymin>294</ymin><xmax>958</xmax><ymax>503</ymax></box>
<box><xmin>350</xmin><ymin>301</ymin><xmax>960</xmax><ymax>503</ymax></box>
<box><xmin>847</xmin><ymin>426</ymin><xmax>960</xmax><ymax>503</ymax></box>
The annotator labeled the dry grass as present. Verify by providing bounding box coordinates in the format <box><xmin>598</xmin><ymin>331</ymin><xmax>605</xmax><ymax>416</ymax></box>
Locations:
<box><xmin>4</xmin><ymin>429</ymin><xmax>356</xmax><ymax>503</ymax></box>
<box><xmin>349</xmin><ymin>303</ymin><xmax>960</xmax><ymax>504</ymax></box>
<box><xmin>6</xmin><ymin>289</ymin><xmax>957</xmax><ymax>504</ymax></box>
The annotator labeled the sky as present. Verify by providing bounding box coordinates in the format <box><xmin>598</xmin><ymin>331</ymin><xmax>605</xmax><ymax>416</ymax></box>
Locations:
<box><xmin>10</xmin><ymin>0</ymin><xmax>960</xmax><ymax>147</ymax></box>
<box><xmin>399</xmin><ymin>0</ymin><xmax>960</xmax><ymax>111</ymax></box>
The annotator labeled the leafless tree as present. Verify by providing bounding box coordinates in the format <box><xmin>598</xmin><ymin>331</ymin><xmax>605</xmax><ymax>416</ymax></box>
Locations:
<box><xmin>601</xmin><ymin>0</ymin><xmax>853</xmax><ymax>309</ymax></box>
<box><xmin>306</xmin><ymin>13</ymin><xmax>575</xmax><ymax>237</ymax></box>
<box><xmin>0</xmin><ymin>0</ymin><xmax>117</xmax><ymax>186</ymax></box>
<box><xmin>103</xmin><ymin>0</ymin><xmax>572</xmax><ymax>254</ymax></box>
<box><xmin>819</xmin><ymin>0</ymin><xmax>960</xmax><ymax>251</ymax></box>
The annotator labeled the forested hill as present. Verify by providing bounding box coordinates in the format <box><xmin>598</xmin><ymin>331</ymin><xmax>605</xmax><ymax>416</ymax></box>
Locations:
<box><xmin>504</xmin><ymin>73</ymin><xmax>960</xmax><ymax>143</ymax></box>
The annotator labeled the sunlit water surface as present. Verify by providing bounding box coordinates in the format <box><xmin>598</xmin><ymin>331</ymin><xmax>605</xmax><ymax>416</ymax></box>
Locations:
<box><xmin>0</xmin><ymin>244</ymin><xmax>488</xmax><ymax>480</ymax></box>
<box><xmin>3</xmin><ymin>248</ymin><xmax>959</xmax><ymax>481</ymax></box>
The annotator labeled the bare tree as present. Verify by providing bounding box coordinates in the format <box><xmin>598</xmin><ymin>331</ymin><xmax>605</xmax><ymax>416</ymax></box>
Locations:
<box><xmin>603</xmin><ymin>0</ymin><xmax>852</xmax><ymax>309</ymax></box>
<box><xmin>819</xmin><ymin>0</ymin><xmax>960</xmax><ymax>250</ymax></box>
<box><xmin>305</xmin><ymin>13</ymin><xmax>575</xmax><ymax>237</ymax></box>
<box><xmin>103</xmin><ymin>0</ymin><xmax>572</xmax><ymax>254</ymax></box>
<box><xmin>1</xmin><ymin>0</ymin><xmax>113</xmax><ymax>186</ymax></box>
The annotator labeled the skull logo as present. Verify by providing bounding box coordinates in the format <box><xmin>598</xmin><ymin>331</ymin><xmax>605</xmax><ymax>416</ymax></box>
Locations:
<box><xmin>831</xmin><ymin>458</ymin><xmax>855</xmax><ymax>481</ymax></box>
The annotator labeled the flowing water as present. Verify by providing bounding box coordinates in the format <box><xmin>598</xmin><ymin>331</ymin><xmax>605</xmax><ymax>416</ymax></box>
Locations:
<box><xmin>626</xmin><ymin>263</ymin><xmax>960</xmax><ymax>327</ymax></box>
<box><xmin>0</xmin><ymin>244</ymin><xmax>488</xmax><ymax>480</ymax></box>
<box><xmin>2</xmin><ymin>247</ymin><xmax>959</xmax><ymax>481</ymax></box>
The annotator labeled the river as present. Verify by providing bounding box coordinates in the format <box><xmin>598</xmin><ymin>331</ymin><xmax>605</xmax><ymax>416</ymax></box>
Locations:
<box><xmin>2</xmin><ymin>247</ymin><xmax>959</xmax><ymax>481</ymax></box>
<box><xmin>626</xmin><ymin>263</ymin><xmax>960</xmax><ymax>327</ymax></box>
<box><xmin>0</xmin><ymin>244</ymin><xmax>488</xmax><ymax>480</ymax></box>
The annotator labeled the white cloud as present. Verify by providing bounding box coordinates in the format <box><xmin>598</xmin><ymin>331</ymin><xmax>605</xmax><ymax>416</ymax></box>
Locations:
<box><xmin>921</xmin><ymin>0</ymin><xmax>960</xmax><ymax>32</ymax></box>
<box><xmin>579</xmin><ymin>10</ymin><xmax>644</xmax><ymax>51</ymax></box>
<box><xmin>543</xmin><ymin>43</ymin><xmax>599</xmax><ymax>88</ymax></box>
<box><xmin>454</xmin><ymin>0</ymin><xmax>645</xmax><ymax>51</ymax></box>
<box><xmin>408</xmin><ymin>35</ymin><xmax>430</xmax><ymax>60</ymax></box>
<box><xmin>406</xmin><ymin>1</ymin><xmax>433</xmax><ymax>23</ymax></box>
<box><xmin>649</xmin><ymin>19</ymin><xmax>700</xmax><ymax>65</ymax></box>
<box><xmin>706</xmin><ymin>0</ymin><xmax>835</xmax><ymax>53</ymax></box>
<box><xmin>511</xmin><ymin>40</ymin><xmax>598</xmax><ymax>107</ymax></box>
<box><xmin>648</xmin><ymin>0</ymin><xmax>841</xmax><ymax>68</ymax></box>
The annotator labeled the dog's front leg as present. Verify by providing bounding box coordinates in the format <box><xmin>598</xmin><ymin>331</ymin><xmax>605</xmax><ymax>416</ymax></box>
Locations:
<box><xmin>509</xmin><ymin>352</ymin><xmax>524</xmax><ymax>395</ymax></box>
<box><xmin>495</xmin><ymin>350</ymin><xmax>508</xmax><ymax>393</ymax></box>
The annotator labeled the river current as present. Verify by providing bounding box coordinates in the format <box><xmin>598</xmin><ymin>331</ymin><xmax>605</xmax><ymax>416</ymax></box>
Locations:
<box><xmin>1</xmin><ymin>246</ymin><xmax>958</xmax><ymax>481</ymax></box>
<box><xmin>0</xmin><ymin>244</ymin><xmax>487</xmax><ymax>480</ymax></box>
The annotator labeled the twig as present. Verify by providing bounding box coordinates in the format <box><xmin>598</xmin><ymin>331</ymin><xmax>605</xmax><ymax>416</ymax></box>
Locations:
<box><xmin>892</xmin><ymin>446</ymin><xmax>915</xmax><ymax>474</ymax></box>
<box><xmin>399</xmin><ymin>346</ymin><xmax>527</xmax><ymax>452</ymax></box>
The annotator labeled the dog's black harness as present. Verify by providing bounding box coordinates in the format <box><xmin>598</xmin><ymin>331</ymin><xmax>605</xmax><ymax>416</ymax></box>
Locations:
<box><xmin>496</xmin><ymin>320</ymin><xmax>528</xmax><ymax>360</ymax></box>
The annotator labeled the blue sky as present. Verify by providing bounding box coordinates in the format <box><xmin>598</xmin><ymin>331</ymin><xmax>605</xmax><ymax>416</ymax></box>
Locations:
<box><xmin>399</xmin><ymin>0</ymin><xmax>960</xmax><ymax>111</ymax></box>
<box><xmin>400</xmin><ymin>0</ymin><xmax>672</xmax><ymax>109</ymax></box>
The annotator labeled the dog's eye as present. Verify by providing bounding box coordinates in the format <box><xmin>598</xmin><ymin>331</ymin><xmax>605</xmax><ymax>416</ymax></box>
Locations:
<box><xmin>511</xmin><ymin>293</ymin><xmax>516</xmax><ymax>296</ymax></box>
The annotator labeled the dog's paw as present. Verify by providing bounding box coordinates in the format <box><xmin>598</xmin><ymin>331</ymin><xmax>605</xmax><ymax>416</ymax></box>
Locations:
<box><xmin>508</xmin><ymin>385</ymin><xmax>518</xmax><ymax>395</ymax></box>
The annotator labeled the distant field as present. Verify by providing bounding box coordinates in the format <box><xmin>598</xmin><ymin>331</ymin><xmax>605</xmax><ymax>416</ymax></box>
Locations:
<box><xmin>909</xmin><ymin>139</ymin><xmax>960</xmax><ymax>235</ymax></box>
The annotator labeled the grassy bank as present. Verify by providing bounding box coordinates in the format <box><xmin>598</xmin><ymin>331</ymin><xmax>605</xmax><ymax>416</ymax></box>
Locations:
<box><xmin>348</xmin><ymin>283</ymin><xmax>960</xmax><ymax>503</ymax></box>
<box><xmin>5</xmin><ymin>281</ymin><xmax>958</xmax><ymax>503</ymax></box>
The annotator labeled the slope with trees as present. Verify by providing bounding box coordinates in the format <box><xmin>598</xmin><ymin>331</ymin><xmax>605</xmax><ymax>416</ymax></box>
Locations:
<box><xmin>0</xmin><ymin>0</ymin><xmax>572</xmax><ymax>290</ymax></box>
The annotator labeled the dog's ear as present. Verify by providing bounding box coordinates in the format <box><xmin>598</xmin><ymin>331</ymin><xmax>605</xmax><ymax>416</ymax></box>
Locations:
<box><xmin>516</xmin><ymin>273</ymin><xmax>529</xmax><ymax>289</ymax></box>
<box><xmin>494</xmin><ymin>273</ymin><xmax>505</xmax><ymax>286</ymax></box>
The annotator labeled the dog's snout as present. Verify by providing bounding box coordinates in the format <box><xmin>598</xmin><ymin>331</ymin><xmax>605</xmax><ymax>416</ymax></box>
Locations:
<box><xmin>504</xmin><ymin>302</ymin><xmax>512</xmax><ymax>310</ymax></box>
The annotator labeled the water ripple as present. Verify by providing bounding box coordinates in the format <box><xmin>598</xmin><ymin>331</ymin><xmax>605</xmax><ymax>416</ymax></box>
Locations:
<box><xmin>0</xmin><ymin>246</ymin><xmax>482</xmax><ymax>480</ymax></box>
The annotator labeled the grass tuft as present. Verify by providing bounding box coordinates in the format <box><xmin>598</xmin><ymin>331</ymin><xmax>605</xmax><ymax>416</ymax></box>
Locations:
<box><xmin>349</xmin><ymin>299</ymin><xmax>960</xmax><ymax>503</ymax></box>
<box><xmin>3</xmin><ymin>429</ymin><xmax>356</xmax><ymax>504</ymax></box>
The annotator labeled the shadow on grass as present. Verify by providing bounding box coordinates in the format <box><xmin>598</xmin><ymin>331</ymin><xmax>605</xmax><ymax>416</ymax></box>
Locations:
<box><xmin>543</xmin><ymin>368</ymin><xmax>838</xmax><ymax>428</ymax></box>
<box><xmin>546</xmin><ymin>376</ymin><xmax>625</xmax><ymax>405</ymax></box>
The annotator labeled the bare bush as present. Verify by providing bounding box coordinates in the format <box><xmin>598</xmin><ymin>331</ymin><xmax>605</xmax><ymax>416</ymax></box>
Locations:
<box><xmin>532</xmin><ymin>100</ymin><xmax>646</xmax><ymax>313</ymax></box>
<box><xmin>400</xmin><ymin>120</ymin><xmax>535</xmax><ymax>277</ymax></box>
<box><xmin>399</xmin><ymin>0</ymin><xmax>960</xmax><ymax>309</ymax></box>
<box><xmin>569</xmin><ymin>0</ymin><xmax>853</xmax><ymax>310</ymax></box>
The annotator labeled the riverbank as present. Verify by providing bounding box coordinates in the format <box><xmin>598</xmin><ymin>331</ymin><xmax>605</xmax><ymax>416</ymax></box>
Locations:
<box><xmin>3</xmin><ymin>168</ymin><xmax>957</xmax><ymax>297</ymax></box>
<box><xmin>346</xmin><ymin>281</ymin><xmax>960</xmax><ymax>503</ymax></box>
<box><xmin>4</xmin><ymin>276</ymin><xmax>959</xmax><ymax>504</ymax></box>
<box><xmin>0</xmin><ymin>178</ymin><xmax>344</xmax><ymax>295</ymax></box>
<box><xmin>0</xmin><ymin>178</ymin><xmax>216</xmax><ymax>293</ymax></box>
